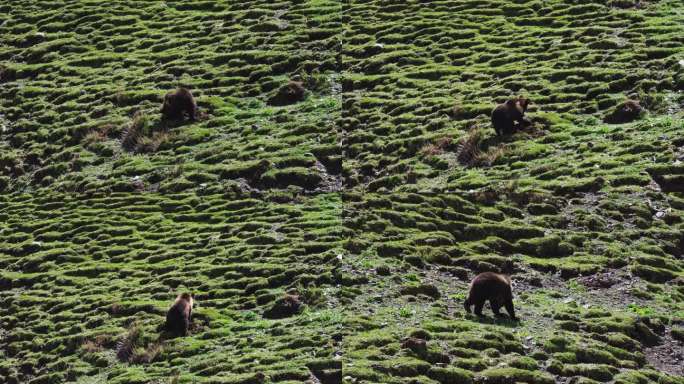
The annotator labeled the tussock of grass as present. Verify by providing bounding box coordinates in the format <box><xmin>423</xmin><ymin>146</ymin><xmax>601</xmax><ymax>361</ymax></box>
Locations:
<box><xmin>116</xmin><ymin>323</ymin><xmax>143</xmax><ymax>363</ymax></box>
<box><xmin>116</xmin><ymin>322</ymin><xmax>163</xmax><ymax>364</ymax></box>
<box><xmin>120</xmin><ymin>111</ymin><xmax>168</xmax><ymax>154</ymax></box>
<box><xmin>456</xmin><ymin>128</ymin><xmax>509</xmax><ymax>167</ymax></box>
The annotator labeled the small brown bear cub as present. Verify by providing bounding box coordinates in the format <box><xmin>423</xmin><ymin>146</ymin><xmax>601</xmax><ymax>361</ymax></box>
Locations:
<box><xmin>464</xmin><ymin>272</ymin><xmax>517</xmax><ymax>320</ymax></box>
<box><xmin>267</xmin><ymin>80</ymin><xmax>306</xmax><ymax>106</ymax></box>
<box><xmin>165</xmin><ymin>292</ymin><xmax>193</xmax><ymax>336</ymax></box>
<box><xmin>604</xmin><ymin>99</ymin><xmax>642</xmax><ymax>124</ymax></box>
<box><xmin>263</xmin><ymin>294</ymin><xmax>303</xmax><ymax>319</ymax></box>
<box><xmin>491</xmin><ymin>96</ymin><xmax>531</xmax><ymax>136</ymax></box>
<box><xmin>161</xmin><ymin>88</ymin><xmax>197</xmax><ymax>121</ymax></box>
<box><xmin>401</xmin><ymin>337</ymin><xmax>428</xmax><ymax>354</ymax></box>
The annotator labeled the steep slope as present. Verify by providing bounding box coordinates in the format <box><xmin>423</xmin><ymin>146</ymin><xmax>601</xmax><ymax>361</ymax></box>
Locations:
<box><xmin>340</xmin><ymin>1</ymin><xmax>684</xmax><ymax>383</ymax></box>
<box><xmin>0</xmin><ymin>1</ymin><xmax>683</xmax><ymax>384</ymax></box>
<box><xmin>1</xmin><ymin>1</ymin><xmax>344</xmax><ymax>383</ymax></box>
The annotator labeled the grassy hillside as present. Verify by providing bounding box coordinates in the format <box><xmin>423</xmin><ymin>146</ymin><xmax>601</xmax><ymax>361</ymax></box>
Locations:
<box><xmin>1</xmin><ymin>0</ymin><xmax>683</xmax><ymax>383</ymax></box>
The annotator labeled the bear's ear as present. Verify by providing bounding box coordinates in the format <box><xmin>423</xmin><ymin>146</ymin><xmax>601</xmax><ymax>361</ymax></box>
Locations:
<box><xmin>521</xmin><ymin>98</ymin><xmax>530</xmax><ymax>109</ymax></box>
<box><xmin>506</xmin><ymin>99</ymin><xmax>517</xmax><ymax>107</ymax></box>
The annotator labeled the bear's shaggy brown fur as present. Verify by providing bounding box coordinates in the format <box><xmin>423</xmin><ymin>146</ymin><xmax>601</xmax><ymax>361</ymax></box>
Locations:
<box><xmin>165</xmin><ymin>292</ymin><xmax>193</xmax><ymax>336</ymax></box>
<box><xmin>491</xmin><ymin>96</ymin><xmax>530</xmax><ymax>136</ymax></box>
<box><xmin>401</xmin><ymin>337</ymin><xmax>428</xmax><ymax>354</ymax></box>
<box><xmin>604</xmin><ymin>99</ymin><xmax>643</xmax><ymax>124</ymax></box>
<box><xmin>263</xmin><ymin>294</ymin><xmax>303</xmax><ymax>319</ymax></box>
<box><xmin>267</xmin><ymin>81</ymin><xmax>306</xmax><ymax>106</ymax></box>
<box><xmin>0</xmin><ymin>65</ymin><xmax>16</xmax><ymax>83</ymax></box>
<box><xmin>464</xmin><ymin>272</ymin><xmax>516</xmax><ymax>320</ymax></box>
<box><xmin>161</xmin><ymin>88</ymin><xmax>197</xmax><ymax>121</ymax></box>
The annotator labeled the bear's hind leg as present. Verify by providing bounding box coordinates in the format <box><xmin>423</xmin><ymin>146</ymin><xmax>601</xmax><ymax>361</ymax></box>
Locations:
<box><xmin>474</xmin><ymin>300</ymin><xmax>485</xmax><ymax>317</ymax></box>
<box><xmin>504</xmin><ymin>299</ymin><xmax>517</xmax><ymax>320</ymax></box>
<box><xmin>490</xmin><ymin>299</ymin><xmax>504</xmax><ymax>317</ymax></box>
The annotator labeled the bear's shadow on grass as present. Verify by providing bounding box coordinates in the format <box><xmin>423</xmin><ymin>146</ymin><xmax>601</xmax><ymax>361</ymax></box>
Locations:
<box><xmin>465</xmin><ymin>313</ymin><xmax>520</xmax><ymax>328</ymax></box>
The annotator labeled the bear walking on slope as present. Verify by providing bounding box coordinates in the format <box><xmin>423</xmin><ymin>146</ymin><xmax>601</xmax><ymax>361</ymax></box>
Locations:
<box><xmin>165</xmin><ymin>292</ymin><xmax>194</xmax><ymax>336</ymax></box>
<box><xmin>161</xmin><ymin>88</ymin><xmax>197</xmax><ymax>122</ymax></box>
<box><xmin>491</xmin><ymin>96</ymin><xmax>530</xmax><ymax>136</ymax></box>
<box><xmin>464</xmin><ymin>272</ymin><xmax>517</xmax><ymax>320</ymax></box>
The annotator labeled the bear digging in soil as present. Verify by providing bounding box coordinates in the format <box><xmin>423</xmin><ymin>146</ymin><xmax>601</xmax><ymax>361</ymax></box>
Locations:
<box><xmin>491</xmin><ymin>96</ymin><xmax>531</xmax><ymax>136</ymax></box>
<box><xmin>161</xmin><ymin>88</ymin><xmax>197</xmax><ymax>122</ymax></box>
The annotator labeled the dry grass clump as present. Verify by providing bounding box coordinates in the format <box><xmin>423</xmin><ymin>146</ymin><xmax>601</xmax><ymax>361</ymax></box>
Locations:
<box><xmin>116</xmin><ymin>322</ymin><xmax>163</xmax><ymax>364</ymax></box>
<box><xmin>418</xmin><ymin>128</ymin><xmax>509</xmax><ymax>168</ymax></box>
<box><xmin>121</xmin><ymin>111</ymin><xmax>168</xmax><ymax>153</ymax></box>
<box><xmin>456</xmin><ymin>127</ymin><xmax>509</xmax><ymax>167</ymax></box>
<box><xmin>81</xmin><ymin>334</ymin><xmax>110</xmax><ymax>353</ymax></box>
<box><xmin>82</xmin><ymin>123</ymin><xmax>116</xmax><ymax>147</ymax></box>
<box><xmin>135</xmin><ymin>131</ymin><xmax>168</xmax><ymax>153</ymax></box>
<box><xmin>419</xmin><ymin>136</ymin><xmax>454</xmax><ymax>157</ymax></box>
<box><xmin>121</xmin><ymin>111</ymin><xmax>149</xmax><ymax>151</ymax></box>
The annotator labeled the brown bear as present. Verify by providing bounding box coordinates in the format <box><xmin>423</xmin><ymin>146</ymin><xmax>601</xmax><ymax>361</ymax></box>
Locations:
<box><xmin>161</xmin><ymin>88</ymin><xmax>197</xmax><ymax>121</ymax></box>
<box><xmin>401</xmin><ymin>337</ymin><xmax>428</xmax><ymax>354</ymax></box>
<box><xmin>267</xmin><ymin>81</ymin><xmax>306</xmax><ymax>106</ymax></box>
<box><xmin>263</xmin><ymin>294</ymin><xmax>303</xmax><ymax>319</ymax></box>
<box><xmin>604</xmin><ymin>99</ymin><xmax>643</xmax><ymax>124</ymax></box>
<box><xmin>491</xmin><ymin>96</ymin><xmax>530</xmax><ymax>136</ymax></box>
<box><xmin>464</xmin><ymin>272</ymin><xmax>517</xmax><ymax>320</ymax></box>
<box><xmin>165</xmin><ymin>292</ymin><xmax>193</xmax><ymax>336</ymax></box>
